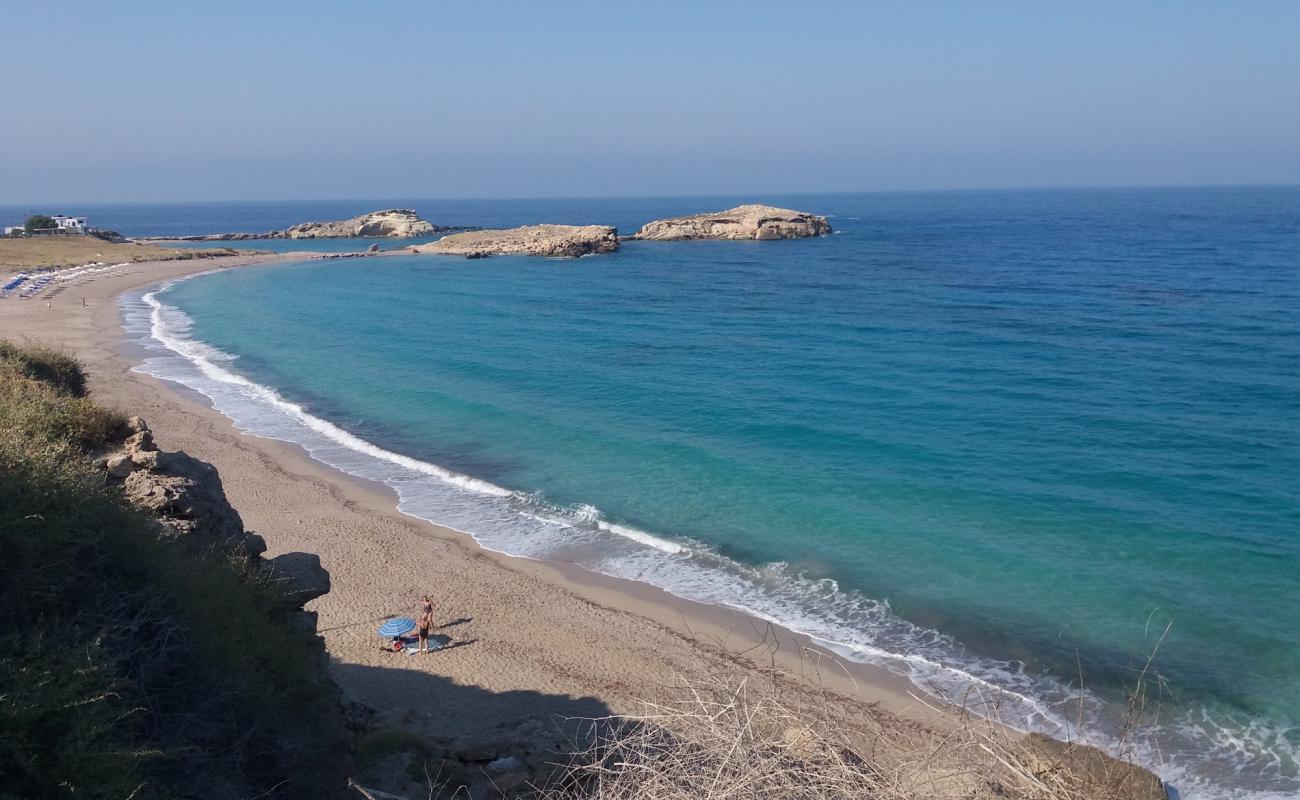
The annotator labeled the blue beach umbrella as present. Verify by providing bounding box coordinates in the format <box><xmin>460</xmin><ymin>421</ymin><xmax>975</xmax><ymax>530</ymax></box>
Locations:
<box><xmin>378</xmin><ymin>617</ymin><xmax>416</xmax><ymax>638</ymax></box>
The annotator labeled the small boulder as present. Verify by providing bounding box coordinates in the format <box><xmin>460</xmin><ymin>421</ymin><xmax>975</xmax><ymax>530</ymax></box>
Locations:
<box><xmin>124</xmin><ymin>429</ymin><xmax>155</xmax><ymax>453</ymax></box>
<box><xmin>266</xmin><ymin>552</ymin><xmax>331</xmax><ymax>607</ymax></box>
<box><xmin>106</xmin><ymin>453</ymin><xmax>135</xmax><ymax>479</ymax></box>
<box><xmin>486</xmin><ymin>755</ymin><xmax>524</xmax><ymax>774</ymax></box>
<box><xmin>451</xmin><ymin>736</ymin><xmax>497</xmax><ymax>762</ymax></box>
<box><xmin>127</xmin><ymin>416</ymin><xmax>150</xmax><ymax>433</ymax></box>
<box><xmin>130</xmin><ymin>449</ymin><xmax>160</xmax><ymax>470</ymax></box>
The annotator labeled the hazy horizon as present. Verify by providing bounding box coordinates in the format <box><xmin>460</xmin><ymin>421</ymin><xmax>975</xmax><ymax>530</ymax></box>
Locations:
<box><xmin>4</xmin><ymin>182</ymin><xmax>1300</xmax><ymax>212</ymax></box>
<box><xmin>4</xmin><ymin>1</ymin><xmax>1297</xmax><ymax>204</ymax></box>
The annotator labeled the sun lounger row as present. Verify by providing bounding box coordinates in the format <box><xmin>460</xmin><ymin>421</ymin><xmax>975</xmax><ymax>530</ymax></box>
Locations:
<box><xmin>18</xmin><ymin>276</ymin><xmax>55</xmax><ymax>298</ymax></box>
<box><xmin>0</xmin><ymin>274</ymin><xmax>29</xmax><ymax>298</ymax></box>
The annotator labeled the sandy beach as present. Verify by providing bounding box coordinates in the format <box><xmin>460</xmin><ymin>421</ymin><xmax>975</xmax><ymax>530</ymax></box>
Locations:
<box><xmin>1</xmin><ymin>252</ymin><xmax>998</xmax><ymax>785</ymax></box>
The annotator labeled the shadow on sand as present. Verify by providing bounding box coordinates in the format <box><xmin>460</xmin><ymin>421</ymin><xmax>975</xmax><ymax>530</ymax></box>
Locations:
<box><xmin>333</xmin><ymin>659</ymin><xmax>613</xmax><ymax>798</ymax></box>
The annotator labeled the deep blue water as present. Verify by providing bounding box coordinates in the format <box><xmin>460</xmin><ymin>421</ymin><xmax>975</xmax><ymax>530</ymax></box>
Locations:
<box><xmin>104</xmin><ymin>188</ymin><xmax>1300</xmax><ymax>798</ymax></box>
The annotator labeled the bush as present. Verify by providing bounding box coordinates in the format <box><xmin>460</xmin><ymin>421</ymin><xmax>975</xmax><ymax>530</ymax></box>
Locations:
<box><xmin>0</xmin><ymin>340</ymin><xmax>351</xmax><ymax>798</ymax></box>
<box><xmin>0</xmin><ymin>341</ymin><xmax>89</xmax><ymax>397</ymax></box>
<box><xmin>540</xmin><ymin>674</ymin><xmax>1167</xmax><ymax>800</ymax></box>
<box><xmin>24</xmin><ymin>214</ymin><xmax>56</xmax><ymax>232</ymax></box>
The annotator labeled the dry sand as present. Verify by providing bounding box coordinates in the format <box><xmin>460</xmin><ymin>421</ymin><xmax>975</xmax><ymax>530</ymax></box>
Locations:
<box><xmin>0</xmin><ymin>235</ymin><xmax>238</xmax><ymax>269</ymax></box>
<box><xmin>0</xmin><ymin>252</ymin><xmax>975</xmax><ymax>762</ymax></box>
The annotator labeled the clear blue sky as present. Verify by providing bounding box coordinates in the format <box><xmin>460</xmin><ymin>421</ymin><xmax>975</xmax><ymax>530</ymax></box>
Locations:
<box><xmin>3</xmin><ymin>1</ymin><xmax>1297</xmax><ymax>202</ymax></box>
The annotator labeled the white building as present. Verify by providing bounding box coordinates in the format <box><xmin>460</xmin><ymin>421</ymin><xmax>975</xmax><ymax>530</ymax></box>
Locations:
<box><xmin>3</xmin><ymin>215</ymin><xmax>90</xmax><ymax>235</ymax></box>
<box><xmin>51</xmin><ymin>215</ymin><xmax>87</xmax><ymax>231</ymax></box>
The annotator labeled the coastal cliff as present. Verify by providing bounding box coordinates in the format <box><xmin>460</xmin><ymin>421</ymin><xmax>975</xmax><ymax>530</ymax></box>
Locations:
<box><xmin>631</xmin><ymin>204</ymin><xmax>831</xmax><ymax>240</ymax></box>
<box><xmin>0</xmin><ymin>341</ymin><xmax>352</xmax><ymax>799</ymax></box>
<box><xmin>104</xmin><ymin>415</ymin><xmax>332</xmax><ymax>608</ymax></box>
<box><xmin>160</xmin><ymin>209</ymin><xmax>446</xmax><ymax>240</ymax></box>
<box><xmin>415</xmin><ymin>224</ymin><xmax>620</xmax><ymax>258</ymax></box>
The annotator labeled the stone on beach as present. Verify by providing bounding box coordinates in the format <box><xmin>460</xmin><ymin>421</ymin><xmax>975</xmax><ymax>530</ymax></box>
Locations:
<box><xmin>630</xmin><ymin>203</ymin><xmax>831</xmax><ymax>241</ymax></box>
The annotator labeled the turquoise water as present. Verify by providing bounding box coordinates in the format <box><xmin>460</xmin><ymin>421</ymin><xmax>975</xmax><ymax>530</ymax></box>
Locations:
<box><xmin>120</xmin><ymin>188</ymin><xmax>1299</xmax><ymax>798</ymax></box>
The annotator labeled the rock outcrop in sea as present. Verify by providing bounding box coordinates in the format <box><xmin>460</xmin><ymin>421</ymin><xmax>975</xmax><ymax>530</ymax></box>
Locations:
<box><xmin>276</xmin><ymin>209</ymin><xmax>439</xmax><ymax>239</ymax></box>
<box><xmin>414</xmin><ymin>224</ymin><xmax>620</xmax><ymax>258</ymax></box>
<box><xmin>161</xmin><ymin>209</ymin><xmax>448</xmax><ymax>241</ymax></box>
<box><xmin>630</xmin><ymin>204</ymin><xmax>831</xmax><ymax>241</ymax></box>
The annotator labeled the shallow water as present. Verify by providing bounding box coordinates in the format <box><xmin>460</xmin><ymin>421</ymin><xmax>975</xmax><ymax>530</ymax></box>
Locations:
<box><xmin>105</xmin><ymin>188</ymin><xmax>1300</xmax><ymax>798</ymax></box>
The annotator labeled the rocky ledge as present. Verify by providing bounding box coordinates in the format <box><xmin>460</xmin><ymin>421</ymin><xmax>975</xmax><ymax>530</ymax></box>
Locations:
<box><xmin>413</xmin><ymin>224</ymin><xmax>619</xmax><ymax>259</ymax></box>
<box><xmin>159</xmin><ymin>209</ymin><xmax>449</xmax><ymax>241</ymax></box>
<box><xmin>99</xmin><ymin>416</ymin><xmax>329</xmax><ymax>612</ymax></box>
<box><xmin>630</xmin><ymin>204</ymin><xmax>831</xmax><ymax>241</ymax></box>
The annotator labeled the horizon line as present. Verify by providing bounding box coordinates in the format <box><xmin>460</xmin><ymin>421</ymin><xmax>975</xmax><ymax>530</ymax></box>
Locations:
<box><xmin>3</xmin><ymin>180</ymin><xmax>1298</xmax><ymax>209</ymax></box>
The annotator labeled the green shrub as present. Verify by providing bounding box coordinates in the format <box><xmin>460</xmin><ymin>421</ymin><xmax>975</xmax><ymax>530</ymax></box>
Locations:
<box><xmin>0</xmin><ymin>340</ymin><xmax>351</xmax><ymax>798</ymax></box>
<box><xmin>0</xmin><ymin>340</ymin><xmax>90</xmax><ymax>397</ymax></box>
<box><xmin>0</xmin><ymin>367</ymin><xmax>126</xmax><ymax>453</ymax></box>
<box><xmin>24</xmin><ymin>214</ymin><xmax>56</xmax><ymax>233</ymax></box>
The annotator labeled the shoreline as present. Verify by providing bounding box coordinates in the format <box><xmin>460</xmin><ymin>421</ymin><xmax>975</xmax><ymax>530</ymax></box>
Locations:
<box><xmin>0</xmin><ymin>252</ymin><xmax>962</xmax><ymax>727</ymax></box>
<box><xmin>2</xmin><ymin>248</ymin><xmax>1185</xmax><ymax>799</ymax></box>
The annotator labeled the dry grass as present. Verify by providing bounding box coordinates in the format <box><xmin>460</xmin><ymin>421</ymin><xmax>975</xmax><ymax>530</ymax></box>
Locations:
<box><xmin>0</xmin><ymin>235</ymin><xmax>237</xmax><ymax>269</ymax></box>
<box><xmin>537</xmin><ymin>671</ymin><xmax>1167</xmax><ymax>800</ymax></box>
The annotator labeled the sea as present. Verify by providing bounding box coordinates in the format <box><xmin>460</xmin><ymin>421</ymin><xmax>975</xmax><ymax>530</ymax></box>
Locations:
<box><xmin>7</xmin><ymin>188</ymin><xmax>1296</xmax><ymax>798</ymax></box>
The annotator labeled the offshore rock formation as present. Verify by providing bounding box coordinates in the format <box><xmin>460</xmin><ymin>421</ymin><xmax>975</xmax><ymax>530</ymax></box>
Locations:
<box><xmin>159</xmin><ymin>209</ymin><xmax>446</xmax><ymax>240</ymax></box>
<box><xmin>631</xmin><ymin>204</ymin><xmax>831</xmax><ymax>241</ymax></box>
<box><xmin>415</xmin><ymin>224</ymin><xmax>620</xmax><ymax>258</ymax></box>
<box><xmin>278</xmin><ymin>209</ymin><xmax>438</xmax><ymax>239</ymax></box>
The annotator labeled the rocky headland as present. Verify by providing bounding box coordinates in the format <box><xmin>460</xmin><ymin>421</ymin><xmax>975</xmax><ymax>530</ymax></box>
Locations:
<box><xmin>413</xmin><ymin>224</ymin><xmax>620</xmax><ymax>258</ymax></box>
<box><xmin>630</xmin><ymin>204</ymin><xmax>831</xmax><ymax>241</ymax></box>
<box><xmin>156</xmin><ymin>209</ymin><xmax>451</xmax><ymax>241</ymax></box>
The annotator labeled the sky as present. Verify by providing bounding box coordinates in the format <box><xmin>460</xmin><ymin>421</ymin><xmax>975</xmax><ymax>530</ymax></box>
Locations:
<box><xmin>2</xmin><ymin>1</ymin><xmax>1297</xmax><ymax>203</ymax></box>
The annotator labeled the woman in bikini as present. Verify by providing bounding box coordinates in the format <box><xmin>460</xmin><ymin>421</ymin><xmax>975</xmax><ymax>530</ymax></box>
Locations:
<box><xmin>415</xmin><ymin>606</ymin><xmax>435</xmax><ymax>654</ymax></box>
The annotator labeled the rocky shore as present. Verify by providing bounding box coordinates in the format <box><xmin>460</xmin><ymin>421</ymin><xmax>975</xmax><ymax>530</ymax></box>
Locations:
<box><xmin>630</xmin><ymin>204</ymin><xmax>831</xmax><ymax>240</ymax></box>
<box><xmin>413</xmin><ymin>224</ymin><xmax>620</xmax><ymax>258</ymax></box>
<box><xmin>94</xmin><ymin>415</ymin><xmax>585</xmax><ymax>796</ymax></box>
<box><xmin>152</xmin><ymin>209</ymin><xmax>452</xmax><ymax>241</ymax></box>
<box><xmin>102</xmin><ymin>415</ymin><xmax>331</xmax><ymax>618</ymax></box>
